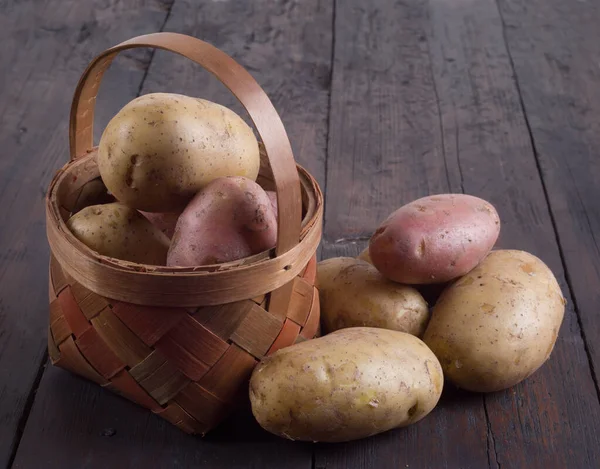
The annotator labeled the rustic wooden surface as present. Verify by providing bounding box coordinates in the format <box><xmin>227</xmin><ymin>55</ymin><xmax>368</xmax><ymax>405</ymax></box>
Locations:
<box><xmin>0</xmin><ymin>0</ymin><xmax>598</xmax><ymax>467</ymax></box>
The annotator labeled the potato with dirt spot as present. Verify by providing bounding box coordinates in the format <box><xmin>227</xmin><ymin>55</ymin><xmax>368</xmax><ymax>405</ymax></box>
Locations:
<box><xmin>369</xmin><ymin>194</ymin><xmax>500</xmax><ymax>284</ymax></box>
<box><xmin>167</xmin><ymin>176</ymin><xmax>277</xmax><ymax>266</ymax></box>
<box><xmin>98</xmin><ymin>93</ymin><xmax>260</xmax><ymax>212</ymax></box>
<box><xmin>423</xmin><ymin>250</ymin><xmax>565</xmax><ymax>392</ymax></box>
<box><xmin>317</xmin><ymin>257</ymin><xmax>429</xmax><ymax>336</ymax></box>
<box><xmin>67</xmin><ymin>202</ymin><xmax>170</xmax><ymax>265</ymax></box>
<box><xmin>249</xmin><ymin>327</ymin><xmax>443</xmax><ymax>442</ymax></box>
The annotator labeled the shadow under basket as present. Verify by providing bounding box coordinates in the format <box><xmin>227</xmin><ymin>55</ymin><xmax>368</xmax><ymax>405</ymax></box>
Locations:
<box><xmin>45</xmin><ymin>33</ymin><xmax>323</xmax><ymax>435</ymax></box>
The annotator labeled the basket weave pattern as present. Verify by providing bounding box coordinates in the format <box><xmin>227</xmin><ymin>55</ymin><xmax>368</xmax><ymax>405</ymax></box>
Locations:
<box><xmin>48</xmin><ymin>255</ymin><xmax>319</xmax><ymax>434</ymax></box>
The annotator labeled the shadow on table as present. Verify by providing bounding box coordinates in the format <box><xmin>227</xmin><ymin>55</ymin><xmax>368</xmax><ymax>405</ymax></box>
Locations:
<box><xmin>13</xmin><ymin>366</ymin><xmax>312</xmax><ymax>468</ymax></box>
<box><xmin>437</xmin><ymin>382</ymin><xmax>485</xmax><ymax>408</ymax></box>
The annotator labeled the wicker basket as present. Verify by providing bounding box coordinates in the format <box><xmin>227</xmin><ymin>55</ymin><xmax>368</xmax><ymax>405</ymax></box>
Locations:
<box><xmin>45</xmin><ymin>33</ymin><xmax>323</xmax><ymax>435</ymax></box>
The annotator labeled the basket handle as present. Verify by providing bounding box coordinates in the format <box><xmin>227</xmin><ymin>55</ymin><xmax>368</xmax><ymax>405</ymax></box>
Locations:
<box><xmin>69</xmin><ymin>32</ymin><xmax>301</xmax><ymax>256</ymax></box>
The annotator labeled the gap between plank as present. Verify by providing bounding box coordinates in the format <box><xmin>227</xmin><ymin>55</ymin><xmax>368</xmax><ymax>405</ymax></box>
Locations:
<box><xmin>423</xmin><ymin>11</ymin><xmax>453</xmax><ymax>194</ymax></box>
<box><xmin>424</xmin><ymin>15</ymin><xmax>496</xmax><ymax>467</ymax></box>
<box><xmin>483</xmin><ymin>396</ymin><xmax>501</xmax><ymax>469</ymax></box>
<box><xmin>494</xmin><ymin>0</ymin><xmax>600</xmax><ymax>405</ymax></box>
<box><xmin>135</xmin><ymin>0</ymin><xmax>176</xmax><ymax>98</ymax></box>
<box><xmin>6</xmin><ymin>3</ymin><xmax>177</xmax><ymax>467</ymax></box>
<box><xmin>313</xmin><ymin>0</ymin><xmax>337</xmax><ymax>466</ymax></box>
<box><xmin>322</xmin><ymin>0</ymin><xmax>337</xmax><ymax>240</ymax></box>
<box><xmin>310</xmin><ymin>0</ymin><xmax>337</xmax><ymax>469</ymax></box>
<box><xmin>7</xmin><ymin>352</ymin><xmax>48</xmax><ymax>469</ymax></box>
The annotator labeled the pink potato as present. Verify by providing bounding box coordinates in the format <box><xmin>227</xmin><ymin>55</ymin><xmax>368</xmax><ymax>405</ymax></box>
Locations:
<box><xmin>139</xmin><ymin>211</ymin><xmax>180</xmax><ymax>238</ymax></box>
<box><xmin>369</xmin><ymin>194</ymin><xmax>500</xmax><ymax>284</ymax></box>
<box><xmin>167</xmin><ymin>176</ymin><xmax>277</xmax><ymax>267</ymax></box>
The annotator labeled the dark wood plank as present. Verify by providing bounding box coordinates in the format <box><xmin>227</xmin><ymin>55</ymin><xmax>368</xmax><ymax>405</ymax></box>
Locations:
<box><xmin>13</xmin><ymin>0</ymin><xmax>331</xmax><ymax>467</ymax></box>
<box><xmin>141</xmin><ymin>0</ymin><xmax>331</xmax><ymax>189</ymax></box>
<box><xmin>319</xmin><ymin>242</ymin><xmax>491</xmax><ymax>469</ymax></box>
<box><xmin>12</xmin><ymin>366</ymin><xmax>313</xmax><ymax>469</ymax></box>
<box><xmin>0</xmin><ymin>1</ymin><xmax>173</xmax><ymax>467</ymax></box>
<box><xmin>426</xmin><ymin>1</ymin><xmax>600</xmax><ymax>467</ymax></box>
<box><xmin>496</xmin><ymin>0</ymin><xmax>600</xmax><ymax>392</ymax></box>
<box><xmin>318</xmin><ymin>2</ymin><xmax>490</xmax><ymax>468</ymax></box>
<box><xmin>323</xmin><ymin>1</ymin><xmax>450</xmax><ymax>241</ymax></box>
<box><xmin>317</xmin><ymin>0</ymin><xmax>600</xmax><ymax>468</ymax></box>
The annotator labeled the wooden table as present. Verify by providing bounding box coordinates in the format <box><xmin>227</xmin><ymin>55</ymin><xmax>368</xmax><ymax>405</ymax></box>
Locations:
<box><xmin>1</xmin><ymin>0</ymin><xmax>599</xmax><ymax>467</ymax></box>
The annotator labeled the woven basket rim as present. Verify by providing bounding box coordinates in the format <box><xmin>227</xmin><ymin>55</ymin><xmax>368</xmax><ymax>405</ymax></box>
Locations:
<box><xmin>46</xmin><ymin>148</ymin><xmax>323</xmax><ymax>307</ymax></box>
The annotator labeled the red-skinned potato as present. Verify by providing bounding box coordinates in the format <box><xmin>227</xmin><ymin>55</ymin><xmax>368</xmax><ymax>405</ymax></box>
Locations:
<box><xmin>167</xmin><ymin>176</ymin><xmax>277</xmax><ymax>266</ymax></box>
<box><xmin>369</xmin><ymin>194</ymin><xmax>500</xmax><ymax>284</ymax></box>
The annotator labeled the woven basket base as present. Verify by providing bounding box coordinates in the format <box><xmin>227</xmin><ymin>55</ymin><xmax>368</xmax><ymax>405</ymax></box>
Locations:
<box><xmin>48</xmin><ymin>255</ymin><xmax>320</xmax><ymax>435</ymax></box>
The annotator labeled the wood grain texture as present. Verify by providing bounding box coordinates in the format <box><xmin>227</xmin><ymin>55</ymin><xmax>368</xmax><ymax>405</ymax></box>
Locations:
<box><xmin>12</xmin><ymin>0</ymin><xmax>330</xmax><ymax>467</ymax></box>
<box><xmin>0</xmin><ymin>1</ymin><xmax>173</xmax><ymax>467</ymax></box>
<box><xmin>318</xmin><ymin>244</ymin><xmax>491</xmax><ymax>469</ymax></box>
<box><xmin>426</xmin><ymin>0</ymin><xmax>600</xmax><ymax>467</ymax></box>
<box><xmin>317</xmin><ymin>0</ymin><xmax>600</xmax><ymax>468</ymax></box>
<box><xmin>318</xmin><ymin>2</ymin><xmax>490</xmax><ymax>468</ymax></box>
<box><xmin>13</xmin><ymin>366</ymin><xmax>314</xmax><ymax>469</ymax></box>
<box><xmin>7</xmin><ymin>0</ymin><xmax>598</xmax><ymax>466</ymax></box>
<box><xmin>141</xmin><ymin>0</ymin><xmax>331</xmax><ymax>190</ymax></box>
<box><xmin>496</xmin><ymin>0</ymin><xmax>600</xmax><ymax>391</ymax></box>
<box><xmin>323</xmin><ymin>2</ymin><xmax>449</xmax><ymax>241</ymax></box>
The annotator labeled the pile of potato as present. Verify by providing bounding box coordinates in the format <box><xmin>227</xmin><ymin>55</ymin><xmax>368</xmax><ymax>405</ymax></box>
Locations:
<box><xmin>66</xmin><ymin>92</ymin><xmax>565</xmax><ymax>444</ymax></box>
<box><xmin>67</xmin><ymin>92</ymin><xmax>279</xmax><ymax>267</ymax></box>
<box><xmin>249</xmin><ymin>194</ymin><xmax>566</xmax><ymax>443</ymax></box>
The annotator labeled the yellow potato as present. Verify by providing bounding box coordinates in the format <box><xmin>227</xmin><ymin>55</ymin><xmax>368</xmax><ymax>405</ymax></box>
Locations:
<box><xmin>317</xmin><ymin>257</ymin><xmax>429</xmax><ymax>336</ymax></box>
<box><xmin>316</xmin><ymin>256</ymin><xmax>357</xmax><ymax>290</ymax></box>
<box><xmin>98</xmin><ymin>93</ymin><xmax>260</xmax><ymax>212</ymax></box>
<box><xmin>423</xmin><ymin>249</ymin><xmax>566</xmax><ymax>392</ymax></box>
<box><xmin>358</xmin><ymin>248</ymin><xmax>448</xmax><ymax>308</ymax></box>
<box><xmin>250</xmin><ymin>327</ymin><xmax>443</xmax><ymax>442</ymax></box>
<box><xmin>67</xmin><ymin>203</ymin><xmax>170</xmax><ymax>265</ymax></box>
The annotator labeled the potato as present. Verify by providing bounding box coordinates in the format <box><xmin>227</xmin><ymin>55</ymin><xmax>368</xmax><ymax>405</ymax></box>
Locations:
<box><xmin>369</xmin><ymin>194</ymin><xmax>500</xmax><ymax>284</ymax></box>
<box><xmin>67</xmin><ymin>202</ymin><xmax>170</xmax><ymax>265</ymax></box>
<box><xmin>139</xmin><ymin>210</ymin><xmax>180</xmax><ymax>238</ymax></box>
<box><xmin>167</xmin><ymin>176</ymin><xmax>277</xmax><ymax>266</ymax></box>
<box><xmin>316</xmin><ymin>256</ymin><xmax>357</xmax><ymax>289</ymax></box>
<box><xmin>357</xmin><ymin>246</ymin><xmax>448</xmax><ymax>307</ymax></box>
<box><xmin>423</xmin><ymin>250</ymin><xmax>566</xmax><ymax>392</ymax></box>
<box><xmin>98</xmin><ymin>93</ymin><xmax>260</xmax><ymax>212</ymax></box>
<box><xmin>249</xmin><ymin>327</ymin><xmax>443</xmax><ymax>442</ymax></box>
<box><xmin>317</xmin><ymin>257</ymin><xmax>429</xmax><ymax>336</ymax></box>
